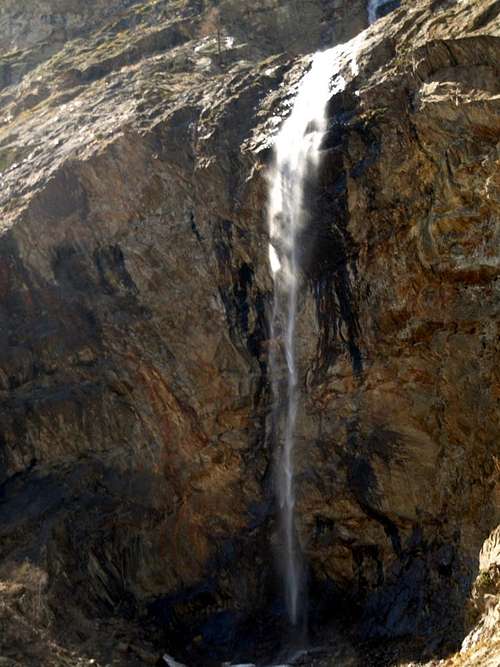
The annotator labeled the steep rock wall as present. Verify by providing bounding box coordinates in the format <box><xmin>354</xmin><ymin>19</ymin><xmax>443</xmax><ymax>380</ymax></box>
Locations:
<box><xmin>0</xmin><ymin>0</ymin><xmax>498</xmax><ymax>664</ymax></box>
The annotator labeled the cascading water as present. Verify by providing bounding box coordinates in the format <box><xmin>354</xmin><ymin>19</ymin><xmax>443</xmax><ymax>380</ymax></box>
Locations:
<box><xmin>266</xmin><ymin>0</ymin><xmax>387</xmax><ymax>628</ymax></box>
<box><xmin>267</xmin><ymin>46</ymin><xmax>347</xmax><ymax>628</ymax></box>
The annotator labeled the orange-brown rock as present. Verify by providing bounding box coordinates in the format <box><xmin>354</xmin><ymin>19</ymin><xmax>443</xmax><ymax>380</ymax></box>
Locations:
<box><xmin>0</xmin><ymin>0</ymin><xmax>498</xmax><ymax>665</ymax></box>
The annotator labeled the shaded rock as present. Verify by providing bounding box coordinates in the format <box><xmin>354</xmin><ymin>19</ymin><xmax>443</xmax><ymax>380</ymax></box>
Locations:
<box><xmin>0</xmin><ymin>0</ymin><xmax>498</xmax><ymax>665</ymax></box>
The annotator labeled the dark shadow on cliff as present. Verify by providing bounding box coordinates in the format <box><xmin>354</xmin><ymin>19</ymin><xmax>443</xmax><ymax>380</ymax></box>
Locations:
<box><xmin>288</xmin><ymin>80</ymin><xmax>481</xmax><ymax>665</ymax></box>
<box><xmin>298</xmin><ymin>97</ymin><xmax>364</xmax><ymax>382</ymax></box>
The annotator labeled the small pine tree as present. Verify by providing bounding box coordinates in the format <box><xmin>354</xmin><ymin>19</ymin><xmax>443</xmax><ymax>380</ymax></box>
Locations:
<box><xmin>199</xmin><ymin>5</ymin><xmax>222</xmax><ymax>57</ymax></box>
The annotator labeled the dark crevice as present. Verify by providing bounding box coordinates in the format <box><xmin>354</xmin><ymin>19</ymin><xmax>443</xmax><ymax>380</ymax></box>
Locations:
<box><xmin>374</xmin><ymin>0</ymin><xmax>401</xmax><ymax>20</ymax></box>
<box><xmin>212</xmin><ymin>219</ymin><xmax>270</xmax><ymax>405</ymax></box>
<box><xmin>189</xmin><ymin>211</ymin><xmax>204</xmax><ymax>244</ymax></box>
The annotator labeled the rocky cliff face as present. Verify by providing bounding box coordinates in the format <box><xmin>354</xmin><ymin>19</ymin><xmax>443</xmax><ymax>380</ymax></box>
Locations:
<box><xmin>0</xmin><ymin>0</ymin><xmax>498</xmax><ymax>665</ymax></box>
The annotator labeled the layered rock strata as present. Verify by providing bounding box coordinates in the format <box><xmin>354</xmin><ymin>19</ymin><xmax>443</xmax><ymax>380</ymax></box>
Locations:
<box><xmin>0</xmin><ymin>0</ymin><xmax>498</xmax><ymax>664</ymax></box>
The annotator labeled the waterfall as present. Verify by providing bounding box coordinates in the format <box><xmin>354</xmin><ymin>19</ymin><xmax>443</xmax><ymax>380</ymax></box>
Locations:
<box><xmin>267</xmin><ymin>46</ymin><xmax>347</xmax><ymax>627</ymax></box>
<box><xmin>264</xmin><ymin>0</ymin><xmax>397</xmax><ymax>641</ymax></box>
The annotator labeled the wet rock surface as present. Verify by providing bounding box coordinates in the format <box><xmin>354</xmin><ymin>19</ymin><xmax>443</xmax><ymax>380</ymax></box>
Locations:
<box><xmin>0</xmin><ymin>0</ymin><xmax>498</xmax><ymax>664</ymax></box>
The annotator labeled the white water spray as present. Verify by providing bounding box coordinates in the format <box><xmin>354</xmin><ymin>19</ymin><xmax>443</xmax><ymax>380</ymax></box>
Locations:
<box><xmin>262</xmin><ymin>0</ymin><xmax>397</xmax><ymax>645</ymax></box>
<box><xmin>267</xmin><ymin>45</ymin><xmax>349</xmax><ymax>627</ymax></box>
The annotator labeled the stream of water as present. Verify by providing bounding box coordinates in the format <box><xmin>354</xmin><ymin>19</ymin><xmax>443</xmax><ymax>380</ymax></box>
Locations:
<box><xmin>267</xmin><ymin>45</ymin><xmax>343</xmax><ymax>628</ymax></box>
<box><xmin>267</xmin><ymin>0</ymin><xmax>387</xmax><ymax>635</ymax></box>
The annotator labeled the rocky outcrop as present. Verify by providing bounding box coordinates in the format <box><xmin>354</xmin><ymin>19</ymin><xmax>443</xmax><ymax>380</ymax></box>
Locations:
<box><xmin>0</xmin><ymin>0</ymin><xmax>370</xmax><ymax>92</ymax></box>
<box><xmin>456</xmin><ymin>526</ymin><xmax>500</xmax><ymax>666</ymax></box>
<box><xmin>292</xmin><ymin>0</ymin><xmax>500</xmax><ymax>650</ymax></box>
<box><xmin>0</xmin><ymin>0</ymin><xmax>498</xmax><ymax>665</ymax></box>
